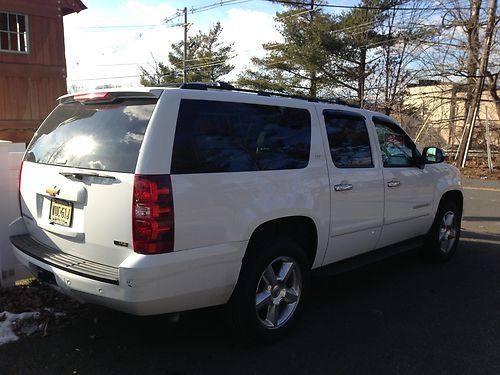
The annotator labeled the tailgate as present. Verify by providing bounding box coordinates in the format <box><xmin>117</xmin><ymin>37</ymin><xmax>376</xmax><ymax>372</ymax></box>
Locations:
<box><xmin>20</xmin><ymin>93</ymin><xmax>158</xmax><ymax>267</ymax></box>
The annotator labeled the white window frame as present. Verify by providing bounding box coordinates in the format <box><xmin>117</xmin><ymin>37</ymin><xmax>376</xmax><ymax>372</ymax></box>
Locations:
<box><xmin>0</xmin><ymin>11</ymin><xmax>29</xmax><ymax>54</ymax></box>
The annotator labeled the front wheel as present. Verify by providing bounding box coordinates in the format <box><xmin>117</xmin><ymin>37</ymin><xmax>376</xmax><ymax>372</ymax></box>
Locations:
<box><xmin>424</xmin><ymin>200</ymin><xmax>461</xmax><ymax>262</ymax></box>
<box><xmin>228</xmin><ymin>238</ymin><xmax>309</xmax><ymax>341</ymax></box>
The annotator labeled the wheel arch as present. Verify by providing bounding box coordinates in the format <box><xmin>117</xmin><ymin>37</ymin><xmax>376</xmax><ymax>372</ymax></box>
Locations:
<box><xmin>243</xmin><ymin>216</ymin><xmax>318</xmax><ymax>269</ymax></box>
<box><xmin>439</xmin><ymin>189</ymin><xmax>464</xmax><ymax>216</ymax></box>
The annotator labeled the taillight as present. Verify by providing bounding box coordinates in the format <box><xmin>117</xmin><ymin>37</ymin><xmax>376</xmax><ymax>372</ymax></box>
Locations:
<box><xmin>18</xmin><ymin>160</ymin><xmax>23</xmax><ymax>216</ymax></box>
<box><xmin>132</xmin><ymin>174</ymin><xmax>174</xmax><ymax>254</ymax></box>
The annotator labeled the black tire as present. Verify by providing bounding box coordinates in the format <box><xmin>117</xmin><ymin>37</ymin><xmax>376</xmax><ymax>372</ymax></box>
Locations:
<box><xmin>228</xmin><ymin>237</ymin><xmax>310</xmax><ymax>342</ymax></box>
<box><xmin>424</xmin><ymin>199</ymin><xmax>462</xmax><ymax>262</ymax></box>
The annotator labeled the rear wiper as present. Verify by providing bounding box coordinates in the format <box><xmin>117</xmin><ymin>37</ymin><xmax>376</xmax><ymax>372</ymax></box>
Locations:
<box><xmin>59</xmin><ymin>171</ymin><xmax>117</xmax><ymax>181</ymax></box>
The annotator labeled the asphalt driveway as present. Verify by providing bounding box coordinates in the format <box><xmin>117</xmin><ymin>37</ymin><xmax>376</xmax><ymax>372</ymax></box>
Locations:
<box><xmin>0</xmin><ymin>178</ymin><xmax>499</xmax><ymax>375</ymax></box>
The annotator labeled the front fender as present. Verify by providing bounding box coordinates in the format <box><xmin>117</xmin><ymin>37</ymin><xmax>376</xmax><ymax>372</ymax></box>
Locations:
<box><xmin>428</xmin><ymin>163</ymin><xmax>463</xmax><ymax>221</ymax></box>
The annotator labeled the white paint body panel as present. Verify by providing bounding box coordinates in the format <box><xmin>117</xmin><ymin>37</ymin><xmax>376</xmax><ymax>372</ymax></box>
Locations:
<box><xmin>376</xmin><ymin>167</ymin><xmax>435</xmax><ymax>248</ymax></box>
<box><xmin>151</xmin><ymin>90</ymin><xmax>331</xmax><ymax>268</ymax></box>
<box><xmin>11</xmin><ymin>225</ymin><xmax>247</xmax><ymax>315</ymax></box>
<box><xmin>11</xmin><ymin>87</ymin><xmax>463</xmax><ymax>316</ymax></box>
<box><xmin>20</xmin><ymin>162</ymin><xmax>134</xmax><ymax>267</ymax></box>
<box><xmin>315</xmin><ymin>106</ymin><xmax>385</xmax><ymax>264</ymax></box>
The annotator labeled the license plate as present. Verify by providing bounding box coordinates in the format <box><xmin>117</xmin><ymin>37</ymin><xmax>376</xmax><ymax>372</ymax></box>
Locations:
<box><xmin>49</xmin><ymin>199</ymin><xmax>73</xmax><ymax>227</ymax></box>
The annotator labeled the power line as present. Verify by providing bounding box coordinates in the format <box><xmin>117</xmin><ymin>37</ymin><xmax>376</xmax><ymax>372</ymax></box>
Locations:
<box><xmin>68</xmin><ymin>74</ymin><xmax>142</xmax><ymax>81</ymax></box>
<box><xmin>76</xmin><ymin>24</ymin><xmax>160</xmax><ymax>30</ymax></box>
<box><xmin>189</xmin><ymin>0</ymin><xmax>255</xmax><ymax>14</ymax></box>
<box><xmin>268</xmin><ymin>0</ymin><xmax>471</xmax><ymax>11</ymax></box>
<box><xmin>67</xmin><ymin>0</ymin><xmax>473</xmax><ymax>85</ymax></box>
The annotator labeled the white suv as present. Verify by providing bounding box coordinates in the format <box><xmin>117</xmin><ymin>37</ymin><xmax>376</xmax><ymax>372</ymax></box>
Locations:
<box><xmin>10</xmin><ymin>84</ymin><xmax>462</xmax><ymax>340</ymax></box>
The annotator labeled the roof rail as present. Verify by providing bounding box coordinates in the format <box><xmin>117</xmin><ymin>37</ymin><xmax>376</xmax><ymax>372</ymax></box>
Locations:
<box><xmin>174</xmin><ymin>82</ymin><xmax>359</xmax><ymax>108</ymax></box>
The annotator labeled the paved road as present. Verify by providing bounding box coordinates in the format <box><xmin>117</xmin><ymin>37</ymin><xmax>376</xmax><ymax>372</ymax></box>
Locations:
<box><xmin>1</xmin><ymin>179</ymin><xmax>499</xmax><ymax>375</ymax></box>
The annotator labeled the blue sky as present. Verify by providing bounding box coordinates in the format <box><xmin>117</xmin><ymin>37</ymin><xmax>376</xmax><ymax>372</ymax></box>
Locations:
<box><xmin>64</xmin><ymin>0</ymin><xmax>354</xmax><ymax>90</ymax></box>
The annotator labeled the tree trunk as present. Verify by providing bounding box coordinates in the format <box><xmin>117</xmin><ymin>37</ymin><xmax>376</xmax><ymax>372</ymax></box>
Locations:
<box><xmin>487</xmin><ymin>72</ymin><xmax>500</xmax><ymax>119</ymax></box>
<box><xmin>457</xmin><ymin>0</ymin><xmax>497</xmax><ymax>166</ymax></box>
<box><xmin>359</xmin><ymin>47</ymin><xmax>366</xmax><ymax>107</ymax></box>
<box><xmin>448</xmin><ymin>85</ymin><xmax>458</xmax><ymax>145</ymax></box>
<box><xmin>308</xmin><ymin>0</ymin><xmax>317</xmax><ymax>98</ymax></box>
<box><xmin>462</xmin><ymin>0</ymin><xmax>482</xmax><ymax>126</ymax></box>
<box><xmin>384</xmin><ymin>7</ymin><xmax>396</xmax><ymax>115</ymax></box>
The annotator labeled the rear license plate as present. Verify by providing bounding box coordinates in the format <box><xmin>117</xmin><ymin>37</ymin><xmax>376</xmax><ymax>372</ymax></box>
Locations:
<box><xmin>49</xmin><ymin>199</ymin><xmax>73</xmax><ymax>227</ymax></box>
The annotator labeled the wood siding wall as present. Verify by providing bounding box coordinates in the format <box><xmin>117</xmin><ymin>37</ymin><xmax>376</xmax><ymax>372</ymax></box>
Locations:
<box><xmin>0</xmin><ymin>0</ymin><xmax>68</xmax><ymax>143</ymax></box>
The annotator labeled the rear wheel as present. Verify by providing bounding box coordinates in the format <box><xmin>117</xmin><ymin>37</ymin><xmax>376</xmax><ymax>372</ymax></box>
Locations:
<box><xmin>229</xmin><ymin>237</ymin><xmax>309</xmax><ymax>341</ymax></box>
<box><xmin>425</xmin><ymin>199</ymin><xmax>461</xmax><ymax>262</ymax></box>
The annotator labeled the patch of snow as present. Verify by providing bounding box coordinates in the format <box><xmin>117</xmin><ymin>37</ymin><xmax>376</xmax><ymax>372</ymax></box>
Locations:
<box><xmin>0</xmin><ymin>311</ymin><xmax>40</xmax><ymax>346</ymax></box>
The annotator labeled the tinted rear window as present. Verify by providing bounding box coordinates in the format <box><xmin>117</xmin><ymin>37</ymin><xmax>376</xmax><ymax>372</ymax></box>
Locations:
<box><xmin>171</xmin><ymin>99</ymin><xmax>311</xmax><ymax>174</ymax></box>
<box><xmin>323</xmin><ymin>111</ymin><xmax>373</xmax><ymax>168</ymax></box>
<box><xmin>25</xmin><ymin>99</ymin><xmax>157</xmax><ymax>173</ymax></box>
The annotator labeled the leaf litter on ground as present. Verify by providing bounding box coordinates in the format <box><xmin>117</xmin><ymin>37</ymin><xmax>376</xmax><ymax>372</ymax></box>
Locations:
<box><xmin>0</xmin><ymin>279</ymin><xmax>82</xmax><ymax>345</ymax></box>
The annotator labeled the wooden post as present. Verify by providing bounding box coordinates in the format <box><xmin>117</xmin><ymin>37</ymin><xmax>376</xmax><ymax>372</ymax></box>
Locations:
<box><xmin>485</xmin><ymin>107</ymin><xmax>494</xmax><ymax>172</ymax></box>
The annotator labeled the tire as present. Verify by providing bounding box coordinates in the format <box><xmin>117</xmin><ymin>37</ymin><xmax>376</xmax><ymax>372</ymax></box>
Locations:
<box><xmin>424</xmin><ymin>199</ymin><xmax>461</xmax><ymax>262</ymax></box>
<box><xmin>228</xmin><ymin>237</ymin><xmax>310</xmax><ymax>342</ymax></box>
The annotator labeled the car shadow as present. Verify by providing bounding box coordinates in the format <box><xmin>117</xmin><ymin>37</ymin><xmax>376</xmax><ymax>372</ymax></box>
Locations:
<box><xmin>461</xmin><ymin>229</ymin><xmax>500</xmax><ymax>242</ymax></box>
<box><xmin>2</xmin><ymin>238</ymin><xmax>500</xmax><ymax>375</ymax></box>
<box><xmin>463</xmin><ymin>216</ymin><xmax>500</xmax><ymax>222</ymax></box>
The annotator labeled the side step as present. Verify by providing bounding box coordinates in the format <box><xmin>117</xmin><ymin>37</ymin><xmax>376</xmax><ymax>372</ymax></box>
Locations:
<box><xmin>10</xmin><ymin>234</ymin><xmax>119</xmax><ymax>285</ymax></box>
<box><xmin>316</xmin><ymin>236</ymin><xmax>425</xmax><ymax>276</ymax></box>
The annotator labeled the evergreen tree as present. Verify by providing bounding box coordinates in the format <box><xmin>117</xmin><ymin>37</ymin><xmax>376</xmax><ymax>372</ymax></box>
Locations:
<box><xmin>140</xmin><ymin>22</ymin><xmax>234</xmax><ymax>86</ymax></box>
<box><xmin>239</xmin><ymin>0</ymin><xmax>402</xmax><ymax>104</ymax></box>
<box><xmin>238</xmin><ymin>1</ymin><xmax>334</xmax><ymax>97</ymax></box>
<box><xmin>327</xmin><ymin>0</ymin><xmax>400</xmax><ymax>106</ymax></box>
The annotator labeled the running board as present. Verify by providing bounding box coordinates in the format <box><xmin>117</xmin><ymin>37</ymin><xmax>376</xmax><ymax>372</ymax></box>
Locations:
<box><xmin>316</xmin><ymin>236</ymin><xmax>425</xmax><ymax>276</ymax></box>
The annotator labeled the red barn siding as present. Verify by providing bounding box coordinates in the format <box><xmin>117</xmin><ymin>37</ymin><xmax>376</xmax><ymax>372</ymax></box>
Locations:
<box><xmin>0</xmin><ymin>0</ymin><xmax>85</xmax><ymax>143</ymax></box>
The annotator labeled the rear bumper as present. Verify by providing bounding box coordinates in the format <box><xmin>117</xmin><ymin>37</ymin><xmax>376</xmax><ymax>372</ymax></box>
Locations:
<box><xmin>10</xmin><ymin>220</ymin><xmax>246</xmax><ymax>315</ymax></box>
<box><xmin>11</xmin><ymin>234</ymin><xmax>119</xmax><ymax>284</ymax></box>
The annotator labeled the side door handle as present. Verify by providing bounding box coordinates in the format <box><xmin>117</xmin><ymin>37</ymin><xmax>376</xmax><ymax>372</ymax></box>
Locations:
<box><xmin>387</xmin><ymin>179</ymin><xmax>401</xmax><ymax>188</ymax></box>
<box><xmin>334</xmin><ymin>183</ymin><xmax>353</xmax><ymax>192</ymax></box>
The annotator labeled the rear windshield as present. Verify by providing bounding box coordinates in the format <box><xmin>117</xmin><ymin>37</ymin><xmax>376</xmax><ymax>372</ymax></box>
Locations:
<box><xmin>25</xmin><ymin>99</ymin><xmax>157</xmax><ymax>173</ymax></box>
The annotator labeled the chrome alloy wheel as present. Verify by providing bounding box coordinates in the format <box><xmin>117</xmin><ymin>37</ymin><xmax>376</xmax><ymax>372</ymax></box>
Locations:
<box><xmin>255</xmin><ymin>256</ymin><xmax>302</xmax><ymax>330</ymax></box>
<box><xmin>439</xmin><ymin>211</ymin><xmax>457</xmax><ymax>253</ymax></box>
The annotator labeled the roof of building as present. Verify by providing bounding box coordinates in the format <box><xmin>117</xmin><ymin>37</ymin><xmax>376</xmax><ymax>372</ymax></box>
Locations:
<box><xmin>60</xmin><ymin>0</ymin><xmax>87</xmax><ymax>16</ymax></box>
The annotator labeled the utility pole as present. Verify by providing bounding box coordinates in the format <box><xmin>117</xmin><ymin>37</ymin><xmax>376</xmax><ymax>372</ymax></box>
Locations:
<box><xmin>183</xmin><ymin>7</ymin><xmax>188</xmax><ymax>83</ymax></box>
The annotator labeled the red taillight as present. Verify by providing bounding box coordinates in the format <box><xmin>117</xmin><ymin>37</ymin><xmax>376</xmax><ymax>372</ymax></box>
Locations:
<box><xmin>74</xmin><ymin>92</ymin><xmax>109</xmax><ymax>101</ymax></box>
<box><xmin>18</xmin><ymin>160</ymin><xmax>23</xmax><ymax>216</ymax></box>
<box><xmin>132</xmin><ymin>174</ymin><xmax>174</xmax><ymax>254</ymax></box>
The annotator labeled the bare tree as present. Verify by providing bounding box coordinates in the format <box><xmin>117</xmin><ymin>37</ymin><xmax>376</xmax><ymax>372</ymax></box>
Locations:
<box><xmin>456</xmin><ymin>0</ymin><xmax>498</xmax><ymax>166</ymax></box>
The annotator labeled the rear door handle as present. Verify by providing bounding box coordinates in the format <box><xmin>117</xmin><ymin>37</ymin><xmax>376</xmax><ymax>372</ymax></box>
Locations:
<box><xmin>387</xmin><ymin>180</ymin><xmax>401</xmax><ymax>188</ymax></box>
<box><xmin>334</xmin><ymin>183</ymin><xmax>353</xmax><ymax>191</ymax></box>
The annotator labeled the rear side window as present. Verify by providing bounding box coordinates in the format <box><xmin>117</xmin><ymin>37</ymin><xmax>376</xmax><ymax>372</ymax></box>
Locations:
<box><xmin>323</xmin><ymin>111</ymin><xmax>373</xmax><ymax>168</ymax></box>
<box><xmin>171</xmin><ymin>99</ymin><xmax>311</xmax><ymax>174</ymax></box>
<box><xmin>24</xmin><ymin>99</ymin><xmax>157</xmax><ymax>173</ymax></box>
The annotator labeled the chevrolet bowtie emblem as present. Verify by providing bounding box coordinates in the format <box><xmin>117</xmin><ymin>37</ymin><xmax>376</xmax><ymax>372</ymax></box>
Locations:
<box><xmin>46</xmin><ymin>186</ymin><xmax>60</xmax><ymax>197</ymax></box>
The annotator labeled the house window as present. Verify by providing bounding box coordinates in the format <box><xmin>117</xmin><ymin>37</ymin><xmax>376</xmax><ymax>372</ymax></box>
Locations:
<box><xmin>0</xmin><ymin>12</ymin><xmax>28</xmax><ymax>53</ymax></box>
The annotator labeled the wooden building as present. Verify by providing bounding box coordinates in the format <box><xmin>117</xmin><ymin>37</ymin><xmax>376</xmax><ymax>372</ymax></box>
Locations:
<box><xmin>0</xmin><ymin>0</ymin><xmax>86</xmax><ymax>143</ymax></box>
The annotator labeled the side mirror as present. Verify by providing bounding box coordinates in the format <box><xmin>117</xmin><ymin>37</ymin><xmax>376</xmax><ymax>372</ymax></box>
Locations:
<box><xmin>422</xmin><ymin>146</ymin><xmax>446</xmax><ymax>164</ymax></box>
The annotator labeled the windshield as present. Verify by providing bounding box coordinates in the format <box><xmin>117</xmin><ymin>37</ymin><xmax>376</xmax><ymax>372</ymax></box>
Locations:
<box><xmin>25</xmin><ymin>99</ymin><xmax>157</xmax><ymax>173</ymax></box>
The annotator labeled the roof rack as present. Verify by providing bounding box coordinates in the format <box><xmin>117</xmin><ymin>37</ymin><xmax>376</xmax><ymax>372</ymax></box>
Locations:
<box><xmin>172</xmin><ymin>82</ymin><xmax>359</xmax><ymax>108</ymax></box>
